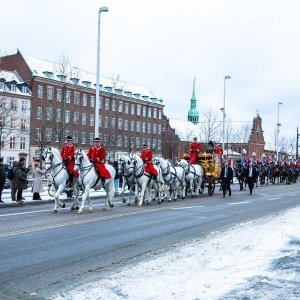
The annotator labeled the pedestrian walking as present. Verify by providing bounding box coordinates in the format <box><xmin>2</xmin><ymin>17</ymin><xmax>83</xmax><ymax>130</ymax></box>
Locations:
<box><xmin>245</xmin><ymin>162</ymin><xmax>257</xmax><ymax>195</ymax></box>
<box><xmin>0</xmin><ymin>158</ymin><xmax>6</xmax><ymax>203</ymax></box>
<box><xmin>10</xmin><ymin>161</ymin><xmax>18</xmax><ymax>201</ymax></box>
<box><xmin>220</xmin><ymin>160</ymin><xmax>233</xmax><ymax>198</ymax></box>
<box><xmin>32</xmin><ymin>160</ymin><xmax>46</xmax><ymax>200</ymax></box>
<box><xmin>15</xmin><ymin>157</ymin><xmax>30</xmax><ymax>204</ymax></box>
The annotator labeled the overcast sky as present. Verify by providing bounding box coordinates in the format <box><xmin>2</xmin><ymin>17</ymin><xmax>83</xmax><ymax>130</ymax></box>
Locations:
<box><xmin>1</xmin><ymin>0</ymin><xmax>299</xmax><ymax>150</ymax></box>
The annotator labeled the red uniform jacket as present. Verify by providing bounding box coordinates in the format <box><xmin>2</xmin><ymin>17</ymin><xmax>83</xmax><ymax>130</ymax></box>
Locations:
<box><xmin>87</xmin><ymin>146</ymin><xmax>111</xmax><ymax>178</ymax></box>
<box><xmin>140</xmin><ymin>149</ymin><xmax>158</xmax><ymax>176</ymax></box>
<box><xmin>190</xmin><ymin>142</ymin><xmax>201</xmax><ymax>164</ymax></box>
<box><xmin>61</xmin><ymin>144</ymin><xmax>79</xmax><ymax>177</ymax></box>
<box><xmin>214</xmin><ymin>147</ymin><xmax>223</xmax><ymax>155</ymax></box>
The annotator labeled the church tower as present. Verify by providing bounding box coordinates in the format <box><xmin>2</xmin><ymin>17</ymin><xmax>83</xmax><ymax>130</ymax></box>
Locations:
<box><xmin>188</xmin><ymin>78</ymin><xmax>199</xmax><ymax>124</ymax></box>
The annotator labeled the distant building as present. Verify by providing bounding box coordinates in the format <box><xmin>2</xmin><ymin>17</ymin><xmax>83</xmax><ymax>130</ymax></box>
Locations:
<box><xmin>0</xmin><ymin>70</ymin><xmax>32</xmax><ymax>165</ymax></box>
<box><xmin>0</xmin><ymin>50</ymin><xmax>165</xmax><ymax>161</ymax></box>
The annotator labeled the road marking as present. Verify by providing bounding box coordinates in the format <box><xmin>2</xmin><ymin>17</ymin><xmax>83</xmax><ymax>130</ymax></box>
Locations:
<box><xmin>171</xmin><ymin>206</ymin><xmax>204</xmax><ymax>210</ymax></box>
<box><xmin>228</xmin><ymin>201</ymin><xmax>250</xmax><ymax>205</ymax></box>
<box><xmin>267</xmin><ymin>197</ymin><xmax>280</xmax><ymax>201</ymax></box>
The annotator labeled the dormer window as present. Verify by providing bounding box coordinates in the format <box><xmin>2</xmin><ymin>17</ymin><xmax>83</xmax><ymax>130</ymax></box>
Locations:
<box><xmin>11</xmin><ymin>83</ymin><xmax>16</xmax><ymax>92</ymax></box>
<box><xmin>43</xmin><ymin>71</ymin><xmax>53</xmax><ymax>79</ymax></box>
<box><xmin>150</xmin><ymin>97</ymin><xmax>157</xmax><ymax>102</ymax></box>
<box><xmin>133</xmin><ymin>93</ymin><xmax>140</xmax><ymax>99</ymax></box>
<box><xmin>82</xmin><ymin>81</ymin><xmax>91</xmax><ymax>88</ymax></box>
<box><xmin>22</xmin><ymin>86</ymin><xmax>27</xmax><ymax>93</ymax></box>
<box><xmin>115</xmin><ymin>88</ymin><xmax>123</xmax><ymax>94</ymax></box>
<box><xmin>70</xmin><ymin>78</ymin><xmax>79</xmax><ymax>85</ymax></box>
<box><xmin>0</xmin><ymin>82</ymin><xmax>4</xmax><ymax>90</ymax></box>
<box><xmin>57</xmin><ymin>74</ymin><xmax>67</xmax><ymax>82</ymax></box>
<box><xmin>104</xmin><ymin>86</ymin><xmax>112</xmax><ymax>93</ymax></box>
<box><xmin>124</xmin><ymin>91</ymin><xmax>132</xmax><ymax>97</ymax></box>
<box><xmin>142</xmin><ymin>95</ymin><xmax>149</xmax><ymax>101</ymax></box>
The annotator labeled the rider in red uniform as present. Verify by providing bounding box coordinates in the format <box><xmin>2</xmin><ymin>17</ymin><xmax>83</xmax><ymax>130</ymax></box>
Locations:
<box><xmin>140</xmin><ymin>144</ymin><xmax>158</xmax><ymax>177</ymax></box>
<box><xmin>190</xmin><ymin>137</ymin><xmax>201</xmax><ymax>164</ymax></box>
<box><xmin>87</xmin><ymin>137</ymin><xmax>111</xmax><ymax>179</ymax></box>
<box><xmin>61</xmin><ymin>136</ymin><xmax>79</xmax><ymax>178</ymax></box>
<box><xmin>214</xmin><ymin>144</ymin><xmax>223</xmax><ymax>155</ymax></box>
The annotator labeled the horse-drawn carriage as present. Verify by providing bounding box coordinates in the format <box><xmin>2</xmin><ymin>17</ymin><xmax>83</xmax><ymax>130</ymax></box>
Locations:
<box><xmin>198</xmin><ymin>153</ymin><xmax>222</xmax><ymax>196</ymax></box>
<box><xmin>182</xmin><ymin>152</ymin><xmax>222</xmax><ymax>196</ymax></box>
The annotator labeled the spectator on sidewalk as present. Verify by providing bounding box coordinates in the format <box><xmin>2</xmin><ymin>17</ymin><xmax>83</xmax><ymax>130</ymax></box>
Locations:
<box><xmin>10</xmin><ymin>161</ymin><xmax>18</xmax><ymax>201</ymax></box>
<box><xmin>0</xmin><ymin>158</ymin><xmax>6</xmax><ymax>203</ymax></box>
<box><xmin>32</xmin><ymin>160</ymin><xmax>46</xmax><ymax>200</ymax></box>
<box><xmin>15</xmin><ymin>157</ymin><xmax>30</xmax><ymax>204</ymax></box>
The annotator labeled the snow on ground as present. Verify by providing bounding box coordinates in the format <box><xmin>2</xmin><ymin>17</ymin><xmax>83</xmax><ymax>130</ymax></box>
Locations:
<box><xmin>53</xmin><ymin>205</ymin><xmax>300</xmax><ymax>300</ymax></box>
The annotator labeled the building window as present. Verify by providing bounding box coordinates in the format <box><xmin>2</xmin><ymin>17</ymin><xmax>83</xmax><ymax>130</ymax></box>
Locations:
<box><xmin>82</xmin><ymin>94</ymin><xmax>87</xmax><ymax>106</ymax></box>
<box><xmin>136</xmin><ymin>137</ymin><xmax>140</xmax><ymax>149</ymax></box>
<box><xmin>82</xmin><ymin>113</ymin><xmax>86</xmax><ymax>125</ymax></box>
<box><xmin>158</xmin><ymin>110</ymin><xmax>162</xmax><ymax>119</ymax></box>
<box><xmin>99</xmin><ymin>115</ymin><xmax>102</xmax><ymax>127</ymax></box>
<box><xmin>37</xmin><ymin>85</ymin><xmax>43</xmax><ymax>98</ymax></box>
<box><xmin>105</xmin><ymin>117</ymin><xmax>109</xmax><ymax>128</ymax></box>
<box><xmin>136</xmin><ymin>121</ymin><xmax>141</xmax><ymax>132</ymax></box>
<box><xmin>90</xmin><ymin>96</ymin><xmax>95</xmax><ymax>107</ymax></box>
<box><xmin>11</xmin><ymin>99</ymin><xmax>17</xmax><ymax>110</ymax></box>
<box><xmin>158</xmin><ymin>125</ymin><xmax>162</xmax><ymax>134</ymax></box>
<box><xmin>20</xmin><ymin>137</ymin><xmax>26</xmax><ymax>150</ymax></box>
<box><xmin>21</xmin><ymin>119</ymin><xmax>26</xmax><ymax>130</ymax></box>
<box><xmin>11</xmin><ymin>117</ymin><xmax>17</xmax><ymax>128</ymax></box>
<box><xmin>47</xmin><ymin>86</ymin><xmax>53</xmax><ymax>100</ymax></box>
<box><xmin>111</xmin><ymin>117</ymin><xmax>115</xmax><ymax>128</ymax></box>
<box><xmin>74</xmin><ymin>91</ymin><xmax>80</xmax><ymax>105</ymax></box>
<box><xmin>36</xmin><ymin>128</ymin><xmax>41</xmax><ymax>141</ymax></box>
<box><xmin>125</xmin><ymin>103</ymin><xmax>129</xmax><ymax>114</ymax></box>
<box><xmin>143</xmin><ymin>106</ymin><xmax>146</xmax><ymax>117</ymax></box>
<box><xmin>152</xmin><ymin>139</ymin><xmax>156</xmax><ymax>149</ymax></box>
<box><xmin>65</xmin><ymin>110</ymin><xmax>70</xmax><ymax>123</ymax></box>
<box><xmin>99</xmin><ymin>97</ymin><xmax>103</xmax><ymax>109</ymax></box>
<box><xmin>73</xmin><ymin>131</ymin><xmax>79</xmax><ymax>143</ymax></box>
<box><xmin>65</xmin><ymin>90</ymin><xmax>71</xmax><ymax>103</ymax></box>
<box><xmin>124</xmin><ymin>120</ymin><xmax>128</xmax><ymax>131</ymax></box>
<box><xmin>90</xmin><ymin>114</ymin><xmax>94</xmax><ymax>126</ymax></box>
<box><xmin>57</xmin><ymin>88</ymin><xmax>62</xmax><ymax>101</ymax></box>
<box><xmin>131</xmin><ymin>104</ymin><xmax>135</xmax><ymax>115</ymax></box>
<box><xmin>56</xmin><ymin>109</ymin><xmax>61</xmax><ymax>121</ymax></box>
<box><xmin>118</xmin><ymin>101</ymin><xmax>123</xmax><ymax>112</ymax></box>
<box><xmin>157</xmin><ymin>140</ymin><xmax>161</xmax><ymax>150</ymax></box>
<box><xmin>153</xmin><ymin>124</ymin><xmax>157</xmax><ymax>134</ymax></box>
<box><xmin>153</xmin><ymin>108</ymin><xmax>157</xmax><ymax>118</ymax></box>
<box><xmin>73</xmin><ymin>112</ymin><xmax>79</xmax><ymax>124</ymax></box>
<box><xmin>9</xmin><ymin>137</ymin><xmax>16</xmax><ymax>149</ymax></box>
<box><xmin>105</xmin><ymin>98</ymin><xmax>110</xmax><ymax>110</ymax></box>
<box><xmin>147</xmin><ymin>123</ymin><xmax>151</xmax><ymax>133</ymax></box>
<box><xmin>118</xmin><ymin>118</ymin><xmax>123</xmax><ymax>130</ymax></box>
<box><xmin>111</xmin><ymin>99</ymin><xmax>116</xmax><ymax>111</ymax></box>
<box><xmin>81</xmin><ymin>132</ymin><xmax>86</xmax><ymax>144</ymax></box>
<box><xmin>131</xmin><ymin>121</ymin><xmax>134</xmax><ymax>131</ymax></box>
<box><xmin>21</xmin><ymin>100</ymin><xmax>27</xmax><ymax>111</ymax></box>
<box><xmin>130</xmin><ymin>137</ymin><xmax>134</xmax><ymax>148</ymax></box>
<box><xmin>137</xmin><ymin>104</ymin><xmax>141</xmax><ymax>116</ymax></box>
<box><xmin>142</xmin><ymin>122</ymin><xmax>146</xmax><ymax>133</ymax></box>
<box><xmin>46</xmin><ymin>107</ymin><xmax>53</xmax><ymax>120</ymax></box>
<box><xmin>117</xmin><ymin>136</ymin><xmax>122</xmax><ymax>147</ymax></box>
<box><xmin>89</xmin><ymin>133</ymin><xmax>94</xmax><ymax>145</ymax></box>
<box><xmin>124</xmin><ymin>136</ymin><xmax>128</xmax><ymax>147</ymax></box>
<box><xmin>148</xmin><ymin>108</ymin><xmax>152</xmax><ymax>118</ymax></box>
<box><xmin>46</xmin><ymin>128</ymin><xmax>52</xmax><ymax>141</ymax></box>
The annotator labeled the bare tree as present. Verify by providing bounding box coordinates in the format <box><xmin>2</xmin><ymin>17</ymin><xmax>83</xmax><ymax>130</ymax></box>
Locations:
<box><xmin>199</xmin><ymin>109</ymin><xmax>221</xmax><ymax>143</ymax></box>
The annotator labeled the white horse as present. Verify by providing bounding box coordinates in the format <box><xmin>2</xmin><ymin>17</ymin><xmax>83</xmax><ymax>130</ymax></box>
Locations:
<box><xmin>129</xmin><ymin>153</ymin><xmax>162</xmax><ymax>206</ymax></box>
<box><xmin>178</xmin><ymin>159</ymin><xmax>203</xmax><ymax>197</ymax></box>
<box><xmin>74</xmin><ymin>148</ymin><xmax>116</xmax><ymax>213</ymax></box>
<box><xmin>118</xmin><ymin>155</ymin><xmax>137</xmax><ymax>205</ymax></box>
<box><xmin>43</xmin><ymin>147</ymin><xmax>80</xmax><ymax>213</ymax></box>
<box><xmin>153</xmin><ymin>157</ymin><xmax>186</xmax><ymax>201</ymax></box>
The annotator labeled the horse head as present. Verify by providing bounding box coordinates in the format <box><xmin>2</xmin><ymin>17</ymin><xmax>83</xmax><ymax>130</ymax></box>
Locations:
<box><xmin>118</xmin><ymin>155</ymin><xmax>132</xmax><ymax>176</ymax></box>
<box><xmin>74</xmin><ymin>148</ymin><xmax>83</xmax><ymax>171</ymax></box>
<box><xmin>43</xmin><ymin>147</ymin><xmax>61</xmax><ymax>170</ymax></box>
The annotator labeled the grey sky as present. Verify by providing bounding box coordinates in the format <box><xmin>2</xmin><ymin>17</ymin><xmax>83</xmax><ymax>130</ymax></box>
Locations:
<box><xmin>1</xmin><ymin>0</ymin><xmax>299</xmax><ymax>150</ymax></box>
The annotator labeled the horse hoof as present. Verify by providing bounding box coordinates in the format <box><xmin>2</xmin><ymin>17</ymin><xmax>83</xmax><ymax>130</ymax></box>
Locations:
<box><xmin>122</xmin><ymin>198</ymin><xmax>127</xmax><ymax>203</ymax></box>
<box><xmin>168</xmin><ymin>199</ymin><xmax>172</xmax><ymax>202</ymax></box>
<box><xmin>77</xmin><ymin>209</ymin><xmax>83</xmax><ymax>214</ymax></box>
<box><xmin>75</xmin><ymin>206</ymin><xmax>79</xmax><ymax>210</ymax></box>
<box><xmin>109</xmin><ymin>203</ymin><xmax>114</xmax><ymax>208</ymax></box>
<box><xmin>102</xmin><ymin>207</ymin><xmax>107</xmax><ymax>211</ymax></box>
<box><xmin>52</xmin><ymin>209</ymin><xmax>57</xmax><ymax>213</ymax></box>
<box><xmin>71</xmin><ymin>206</ymin><xmax>75</xmax><ymax>210</ymax></box>
<box><xmin>158</xmin><ymin>201</ymin><xmax>161</xmax><ymax>205</ymax></box>
<box><xmin>88</xmin><ymin>208</ymin><xmax>93</xmax><ymax>213</ymax></box>
<box><xmin>62</xmin><ymin>203</ymin><xmax>66</xmax><ymax>208</ymax></box>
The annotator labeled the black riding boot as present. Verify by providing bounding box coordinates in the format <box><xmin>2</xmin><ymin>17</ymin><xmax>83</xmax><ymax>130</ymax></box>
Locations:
<box><xmin>33</xmin><ymin>193</ymin><xmax>39</xmax><ymax>200</ymax></box>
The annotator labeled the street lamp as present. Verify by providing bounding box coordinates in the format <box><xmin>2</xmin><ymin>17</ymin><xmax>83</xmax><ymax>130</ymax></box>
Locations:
<box><xmin>94</xmin><ymin>6</ymin><xmax>109</xmax><ymax>138</ymax></box>
<box><xmin>276</xmin><ymin>101</ymin><xmax>283</xmax><ymax>160</ymax></box>
<box><xmin>222</xmin><ymin>75</ymin><xmax>231</xmax><ymax>156</ymax></box>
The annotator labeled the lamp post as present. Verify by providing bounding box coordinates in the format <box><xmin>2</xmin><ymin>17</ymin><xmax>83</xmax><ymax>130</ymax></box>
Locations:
<box><xmin>276</xmin><ymin>101</ymin><xmax>283</xmax><ymax>160</ymax></box>
<box><xmin>94</xmin><ymin>6</ymin><xmax>108</xmax><ymax>138</ymax></box>
<box><xmin>221</xmin><ymin>75</ymin><xmax>231</xmax><ymax>156</ymax></box>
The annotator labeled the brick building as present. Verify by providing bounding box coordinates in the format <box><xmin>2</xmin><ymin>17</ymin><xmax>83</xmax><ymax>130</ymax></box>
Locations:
<box><xmin>0</xmin><ymin>51</ymin><xmax>164</xmax><ymax>162</ymax></box>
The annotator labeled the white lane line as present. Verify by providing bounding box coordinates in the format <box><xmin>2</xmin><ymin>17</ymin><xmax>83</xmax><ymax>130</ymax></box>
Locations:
<box><xmin>228</xmin><ymin>201</ymin><xmax>250</xmax><ymax>205</ymax></box>
<box><xmin>267</xmin><ymin>197</ymin><xmax>280</xmax><ymax>201</ymax></box>
<box><xmin>171</xmin><ymin>206</ymin><xmax>204</xmax><ymax>210</ymax></box>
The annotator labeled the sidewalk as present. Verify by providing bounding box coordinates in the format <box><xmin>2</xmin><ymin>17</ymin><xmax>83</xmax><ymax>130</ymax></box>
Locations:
<box><xmin>0</xmin><ymin>186</ymin><xmax>110</xmax><ymax>208</ymax></box>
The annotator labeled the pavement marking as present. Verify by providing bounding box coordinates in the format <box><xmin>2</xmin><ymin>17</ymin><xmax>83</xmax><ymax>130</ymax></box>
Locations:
<box><xmin>228</xmin><ymin>201</ymin><xmax>250</xmax><ymax>205</ymax></box>
<box><xmin>171</xmin><ymin>205</ymin><xmax>204</xmax><ymax>210</ymax></box>
<box><xmin>267</xmin><ymin>197</ymin><xmax>281</xmax><ymax>201</ymax></box>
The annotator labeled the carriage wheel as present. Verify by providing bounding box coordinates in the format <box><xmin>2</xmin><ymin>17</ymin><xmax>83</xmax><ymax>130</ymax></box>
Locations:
<box><xmin>208</xmin><ymin>179</ymin><xmax>215</xmax><ymax>196</ymax></box>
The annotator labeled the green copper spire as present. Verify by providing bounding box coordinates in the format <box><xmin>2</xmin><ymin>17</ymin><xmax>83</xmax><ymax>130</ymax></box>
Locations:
<box><xmin>188</xmin><ymin>77</ymin><xmax>199</xmax><ymax>124</ymax></box>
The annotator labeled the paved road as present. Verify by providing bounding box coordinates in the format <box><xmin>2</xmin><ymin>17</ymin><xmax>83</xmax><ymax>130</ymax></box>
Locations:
<box><xmin>0</xmin><ymin>182</ymin><xmax>299</xmax><ymax>299</ymax></box>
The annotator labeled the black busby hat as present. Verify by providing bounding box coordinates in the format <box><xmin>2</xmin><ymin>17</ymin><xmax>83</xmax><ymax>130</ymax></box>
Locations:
<box><xmin>66</xmin><ymin>136</ymin><xmax>73</xmax><ymax>141</ymax></box>
<box><xmin>94</xmin><ymin>137</ymin><xmax>100</xmax><ymax>142</ymax></box>
<box><xmin>142</xmin><ymin>143</ymin><xmax>148</xmax><ymax>147</ymax></box>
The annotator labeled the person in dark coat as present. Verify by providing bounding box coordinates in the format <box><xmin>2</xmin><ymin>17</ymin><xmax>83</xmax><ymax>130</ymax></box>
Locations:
<box><xmin>245</xmin><ymin>162</ymin><xmax>257</xmax><ymax>195</ymax></box>
<box><xmin>15</xmin><ymin>158</ymin><xmax>29</xmax><ymax>204</ymax></box>
<box><xmin>10</xmin><ymin>161</ymin><xmax>18</xmax><ymax>201</ymax></box>
<box><xmin>0</xmin><ymin>158</ymin><xmax>6</xmax><ymax>203</ymax></box>
<box><xmin>220</xmin><ymin>160</ymin><xmax>233</xmax><ymax>198</ymax></box>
